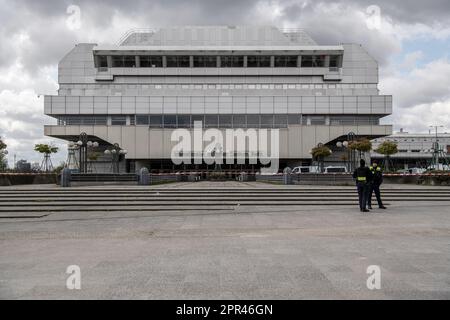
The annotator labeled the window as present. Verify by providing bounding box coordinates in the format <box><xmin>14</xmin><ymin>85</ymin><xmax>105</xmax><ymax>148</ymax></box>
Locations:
<box><xmin>149</xmin><ymin>115</ymin><xmax>163</xmax><ymax>128</ymax></box>
<box><xmin>193</xmin><ymin>56</ymin><xmax>217</xmax><ymax>67</ymax></box>
<box><xmin>310</xmin><ymin>116</ymin><xmax>325</xmax><ymax>125</ymax></box>
<box><xmin>111</xmin><ymin>56</ymin><xmax>136</xmax><ymax>67</ymax></box>
<box><xmin>139</xmin><ymin>56</ymin><xmax>163</xmax><ymax>67</ymax></box>
<box><xmin>220</xmin><ymin>56</ymin><xmax>244</xmax><ymax>67</ymax></box>
<box><xmin>329</xmin><ymin>55</ymin><xmax>341</xmax><ymax>68</ymax></box>
<box><xmin>247</xmin><ymin>56</ymin><xmax>271</xmax><ymax>67</ymax></box>
<box><xmin>247</xmin><ymin>115</ymin><xmax>260</xmax><ymax>128</ymax></box>
<box><xmin>177</xmin><ymin>115</ymin><xmax>191</xmax><ymax>128</ymax></box>
<box><xmin>233</xmin><ymin>115</ymin><xmax>246</xmax><ymax>128</ymax></box>
<box><xmin>136</xmin><ymin>115</ymin><xmax>149</xmax><ymax>125</ymax></box>
<box><xmin>260</xmin><ymin>115</ymin><xmax>274</xmax><ymax>128</ymax></box>
<box><xmin>274</xmin><ymin>114</ymin><xmax>288</xmax><ymax>128</ymax></box>
<box><xmin>163</xmin><ymin>115</ymin><xmax>177</xmax><ymax>128</ymax></box>
<box><xmin>219</xmin><ymin>115</ymin><xmax>232</xmax><ymax>128</ymax></box>
<box><xmin>97</xmin><ymin>56</ymin><xmax>108</xmax><ymax>68</ymax></box>
<box><xmin>111</xmin><ymin>56</ymin><xmax>124</xmax><ymax>67</ymax></box>
<box><xmin>288</xmin><ymin>115</ymin><xmax>301</xmax><ymax>125</ymax></box>
<box><xmin>123</xmin><ymin>56</ymin><xmax>136</xmax><ymax>67</ymax></box>
<box><xmin>166</xmin><ymin>56</ymin><xmax>190</xmax><ymax>67</ymax></box>
<box><xmin>111</xmin><ymin>116</ymin><xmax>126</xmax><ymax>125</ymax></box>
<box><xmin>274</xmin><ymin>56</ymin><xmax>298</xmax><ymax>67</ymax></box>
<box><xmin>205</xmin><ymin>115</ymin><xmax>218</xmax><ymax>128</ymax></box>
<box><xmin>301</xmin><ymin>55</ymin><xmax>326</xmax><ymax>67</ymax></box>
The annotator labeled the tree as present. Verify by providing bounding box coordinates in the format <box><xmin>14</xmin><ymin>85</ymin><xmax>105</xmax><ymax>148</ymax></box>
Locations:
<box><xmin>34</xmin><ymin>143</ymin><xmax>59</xmax><ymax>172</ymax></box>
<box><xmin>310</xmin><ymin>145</ymin><xmax>332</xmax><ymax>173</ymax></box>
<box><xmin>374</xmin><ymin>141</ymin><xmax>398</xmax><ymax>172</ymax></box>
<box><xmin>349</xmin><ymin>138</ymin><xmax>372</xmax><ymax>159</ymax></box>
<box><xmin>0</xmin><ymin>137</ymin><xmax>8</xmax><ymax>172</ymax></box>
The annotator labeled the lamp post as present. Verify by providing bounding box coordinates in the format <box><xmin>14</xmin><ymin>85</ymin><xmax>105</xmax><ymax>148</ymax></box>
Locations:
<box><xmin>104</xmin><ymin>143</ymin><xmax>127</xmax><ymax>173</ymax></box>
<box><xmin>336</xmin><ymin>132</ymin><xmax>356</xmax><ymax>172</ymax></box>
<box><xmin>75</xmin><ymin>132</ymin><xmax>99</xmax><ymax>173</ymax></box>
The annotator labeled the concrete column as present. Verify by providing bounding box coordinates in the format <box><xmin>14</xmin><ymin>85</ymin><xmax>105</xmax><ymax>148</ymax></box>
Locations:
<box><xmin>297</xmin><ymin>55</ymin><xmax>302</xmax><ymax>68</ymax></box>
<box><xmin>270</xmin><ymin>56</ymin><xmax>275</xmax><ymax>67</ymax></box>
<box><xmin>189</xmin><ymin>56</ymin><xmax>194</xmax><ymax>68</ymax></box>
<box><xmin>106</xmin><ymin>56</ymin><xmax>112</xmax><ymax>68</ymax></box>
<box><xmin>135</xmin><ymin>56</ymin><xmax>141</xmax><ymax>68</ymax></box>
<box><xmin>162</xmin><ymin>56</ymin><xmax>167</xmax><ymax>68</ymax></box>
<box><xmin>324</xmin><ymin>55</ymin><xmax>330</xmax><ymax>68</ymax></box>
<box><xmin>217</xmin><ymin>56</ymin><xmax>221</xmax><ymax>68</ymax></box>
<box><xmin>243</xmin><ymin>56</ymin><xmax>247</xmax><ymax>68</ymax></box>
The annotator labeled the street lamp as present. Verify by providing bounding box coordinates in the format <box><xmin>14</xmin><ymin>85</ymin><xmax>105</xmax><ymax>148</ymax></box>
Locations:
<box><xmin>336</xmin><ymin>132</ymin><xmax>356</xmax><ymax>172</ymax></box>
<box><xmin>75</xmin><ymin>132</ymin><xmax>99</xmax><ymax>173</ymax></box>
<box><xmin>104</xmin><ymin>143</ymin><xmax>127</xmax><ymax>173</ymax></box>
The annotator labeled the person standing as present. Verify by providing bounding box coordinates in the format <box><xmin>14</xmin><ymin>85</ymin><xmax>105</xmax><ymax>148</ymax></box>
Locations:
<box><xmin>352</xmin><ymin>159</ymin><xmax>373</xmax><ymax>213</ymax></box>
<box><xmin>368</xmin><ymin>162</ymin><xmax>387</xmax><ymax>210</ymax></box>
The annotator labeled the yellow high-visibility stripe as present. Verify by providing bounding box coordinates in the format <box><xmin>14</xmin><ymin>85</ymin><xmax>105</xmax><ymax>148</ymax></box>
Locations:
<box><xmin>357</xmin><ymin>177</ymin><xmax>367</xmax><ymax>181</ymax></box>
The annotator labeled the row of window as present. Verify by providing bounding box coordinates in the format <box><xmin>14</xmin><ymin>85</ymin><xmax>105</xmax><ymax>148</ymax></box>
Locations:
<box><xmin>61</xmin><ymin>83</ymin><xmax>378</xmax><ymax>91</ymax></box>
<box><xmin>57</xmin><ymin>114</ymin><xmax>380</xmax><ymax>128</ymax></box>
<box><xmin>96</xmin><ymin>55</ymin><xmax>342</xmax><ymax>68</ymax></box>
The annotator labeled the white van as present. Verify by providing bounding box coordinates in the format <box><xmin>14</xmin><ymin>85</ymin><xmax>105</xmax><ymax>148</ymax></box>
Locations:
<box><xmin>292</xmin><ymin>166</ymin><xmax>319</xmax><ymax>174</ymax></box>
<box><xmin>324</xmin><ymin>166</ymin><xmax>348</xmax><ymax>173</ymax></box>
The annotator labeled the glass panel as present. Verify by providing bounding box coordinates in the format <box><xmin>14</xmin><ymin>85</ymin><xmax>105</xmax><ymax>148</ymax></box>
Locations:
<box><xmin>136</xmin><ymin>115</ymin><xmax>149</xmax><ymax>125</ymax></box>
<box><xmin>312</xmin><ymin>55</ymin><xmax>325</xmax><ymax>67</ymax></box>
<box><xmin>219</xmin><ymin>115</ymin><xmax>232</xmax><ymax>128</ymax></box>
<box><xmin>274</xmin><ymin>114</ymin><xmax>287</xmax><ymax>127</ymax></box>
<box><xmin>247</xmin><ymin>56</ymin><xmax>271</xmax><ymax>67</ymax></box>
<box><xmin>193</xmin><ymin>56</ymin><xmax>217</xmax><ymax>67</ymax></box>
<box><xmin>301</xmin><ymin>55</ymin><xmax>313</xmax><ymax>67</ymax></box>
<box><xmin>177</xmin><ymin>115</ymin><xmax>191</xmax><ymax>128</ymax></box>
<box><xmin>111</xmin><ymin>56</ymin><xmax>124</xmax><ymax>68</ymax></box>
<box><xmin>149</xmin><ymin>115</ymin><xmax>163</xmax><ymax>128</ymax></box>
<box><xmin>232</xmin><ymin>115</ymin><xmax>246</xmax><ymax>128</ymax></box>
<box><xmin>329</xmin><ymin>55</ymin><xmax>340</xmax><ymax>68</ymax></box>
<box><xmin>111</xmin><ymin>116</ymin><xmax>126</xmax><ymax>125</ymax></box>
<box><xmin>123</xmin><ymin>56</ymin><xmax>136</xmax><ymax>67</ymax></box>
<box><xmin>288</xmin><ymin>115</ymin><xmax>301</xmax><ymax>125</ymax></box>
<box><xmin>163</xmin><ymin>115</ymin><xmax>177</xmax><ymax>128</ymax></box>
<box><xmin>220</xmin><ymin>56</ymin><xmax>244</xmax><ymax>67</ymax></box>
<box><xmin>247</xmin><ymin>115</ymin><xmax>260</xmax><ymax>128</ymax></box>
<box><xmin>166</xmin><ymin>56</ymin><xmax>190</xmax><ymax>68</ymax></box>
<box><xmin>310</xmin><ymin>116</ymin><xmax>325</xmax><ymax>125</ymax></box>
<box><xmin>260</xmin><ymin>115</ymin><xmax>274</xmax><ymax>128</ymax></box>
<box><xmin>140</xmin><ymin>56</ymin><xmax>163</xmax><ymax>67</ymax></box>
<box><xmin>97</xmin><ymin>56</ymin><xmax>108</xmax><ymax>68</ymax></box>
<box><xmin>205</xmin><ymin>115</ymin><xmax>218</xmax><ymax>128</ymax></box>
<box><xmin>274</xmin><ymin>56</ymin><xmax>298</xmax><ymax>67</ymax></box>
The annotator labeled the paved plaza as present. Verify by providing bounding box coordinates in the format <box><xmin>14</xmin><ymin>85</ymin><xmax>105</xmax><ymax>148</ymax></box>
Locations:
<box><xmin>0</xmin><ymin>182</ymin><xmax>449</xmax><ymax>299</ymax></box>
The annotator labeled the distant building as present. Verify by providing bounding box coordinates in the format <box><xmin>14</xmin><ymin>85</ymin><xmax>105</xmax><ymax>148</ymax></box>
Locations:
<box><xmin>15</xmin><ymin>160</ymin><xmax>31</xmax><ymax>172</ymax></box>
<box><xmin>371</xmin><ymin>130</ymin><xmax>450</xmax><ymax>169</ymax></box>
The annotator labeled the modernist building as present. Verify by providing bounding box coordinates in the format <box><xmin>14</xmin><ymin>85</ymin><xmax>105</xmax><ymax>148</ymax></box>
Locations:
<box><xmin>371</xmin><ymin>130</ymin><xmax>450</xmax><ymax>169</ymax></box>
<box><xmin>44</xmin><ymin>26</ymin><xmax>392</xmax><ymax>172</ymax></box>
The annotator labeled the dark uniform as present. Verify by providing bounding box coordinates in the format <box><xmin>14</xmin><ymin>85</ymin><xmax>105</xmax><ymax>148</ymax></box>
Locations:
<box><xmin>368</xmin><ymin>165</ymin><xmax>386</xmax><ymax>209</ymax></box>
<box><xmin>353</xmin><ymin>163</ymin><xmax>373</xmax><ymax>212</ymax></box>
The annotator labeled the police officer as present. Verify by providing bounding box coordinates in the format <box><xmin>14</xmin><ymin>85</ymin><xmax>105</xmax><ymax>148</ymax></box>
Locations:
<box><xmin>368</xmin><ymin>162</ymin><xmax>387</xmax><ymax>210</ymax></box>
<box><xmin>352</xmin><ymin>159</ymin><xmax>373</xmax><ymax>213</ymax></box>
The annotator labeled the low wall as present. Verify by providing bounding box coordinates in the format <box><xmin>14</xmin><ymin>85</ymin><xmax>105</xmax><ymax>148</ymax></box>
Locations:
<box><xmin>0</xmin><ymin>173</ymin><xmax>57</xmax><ymax>186</ymax></box>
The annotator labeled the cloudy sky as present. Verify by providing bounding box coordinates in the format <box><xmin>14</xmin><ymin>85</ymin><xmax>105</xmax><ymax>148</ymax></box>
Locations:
<box><xmin>0</xmin><ymin>0</ymin><xmax>450</xmax><ymax>166</ymax></box>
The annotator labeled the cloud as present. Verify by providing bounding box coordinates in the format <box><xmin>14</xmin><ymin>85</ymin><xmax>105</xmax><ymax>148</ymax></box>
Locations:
<box><xmin>380</xmin><ymin>58</ymin><xmax>450</xmax><ymax>132</ymax></box>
